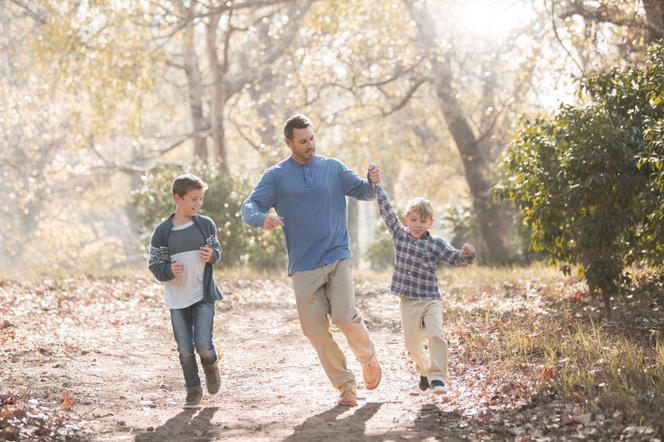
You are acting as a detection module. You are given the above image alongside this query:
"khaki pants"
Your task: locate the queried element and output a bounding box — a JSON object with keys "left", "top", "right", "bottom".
{"left": 291, "top": 259, "right": 376, "bottom": 392}
{"left": 399, "top": 297, "right": 448, "bottom": 383}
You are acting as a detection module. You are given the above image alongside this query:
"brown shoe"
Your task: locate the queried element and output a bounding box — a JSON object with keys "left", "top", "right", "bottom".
{"left": 203, "top": 360, "right": 220, "bottom": 395}
{"left": 362, "top": 357, "right": 382, "bottom": 390}
{"left": 338, "top": 389, "right": 357, "bottom": 406}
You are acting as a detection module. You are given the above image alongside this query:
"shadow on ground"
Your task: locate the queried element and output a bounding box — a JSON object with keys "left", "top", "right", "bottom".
{"left": 134, "top": 407, "right": 219, "bottom": 442}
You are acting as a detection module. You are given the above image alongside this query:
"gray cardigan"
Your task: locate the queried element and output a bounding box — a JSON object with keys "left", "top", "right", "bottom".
{"left": 148, "top": 214, "right": 223, "bottom": 303}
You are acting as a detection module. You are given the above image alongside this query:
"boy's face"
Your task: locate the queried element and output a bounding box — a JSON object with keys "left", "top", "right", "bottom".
{"left": 404, "top": 211, "right": 434, "bottom": 239}
{"left": 174, "top": 188, "right": 205, "bottom": 218}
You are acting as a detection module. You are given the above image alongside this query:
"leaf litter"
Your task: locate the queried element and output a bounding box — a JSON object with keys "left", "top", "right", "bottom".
{"left": 0, "top": 272, "right": 661, "bottom": 441}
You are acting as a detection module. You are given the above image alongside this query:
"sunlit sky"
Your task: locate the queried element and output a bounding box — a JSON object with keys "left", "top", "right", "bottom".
{"left": 456, "top": 0, "right": 536, "bottom": 39}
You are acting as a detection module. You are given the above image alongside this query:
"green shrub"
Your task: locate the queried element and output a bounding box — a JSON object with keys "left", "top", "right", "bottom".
{"left": 441, "top": 202, "right": 478, "bottom": 249}
{"left": 497, "top": 44, "right": 664, "bottom": 312}
{"left": 365, "top": 221, "right": 394, "bottom": 270}
{"left": 129, "top": 162, "right": 287, "bottom": 270}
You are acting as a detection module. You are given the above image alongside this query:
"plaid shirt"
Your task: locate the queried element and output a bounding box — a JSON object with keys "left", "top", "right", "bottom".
{"left": 376, "top": 186, "right": 475, "bottom": 300}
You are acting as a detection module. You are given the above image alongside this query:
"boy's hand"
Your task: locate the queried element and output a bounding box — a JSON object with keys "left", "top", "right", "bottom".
{"left": 368, "top": 164, "right": 382, "bottom": 184}
{"left": 263, "top": 214, "right": 284, "bottom": 231}
{"left": 461, "top": 243, "right": 476, "bottom": 259}
{"left": 200, "top": 245, "right": 213, "bottom": 263}
{"left": 171, "top": 262, "right": 184, "bottom": 277}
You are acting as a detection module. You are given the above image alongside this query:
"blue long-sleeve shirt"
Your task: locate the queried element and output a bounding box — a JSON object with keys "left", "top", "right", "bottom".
{"left": 241, "top": 155, "right": 376, "bottom": 274}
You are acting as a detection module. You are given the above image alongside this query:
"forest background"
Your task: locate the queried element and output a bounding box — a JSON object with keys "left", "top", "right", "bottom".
{"left": 1, "top": 0, "right": 663, "bottom": 440}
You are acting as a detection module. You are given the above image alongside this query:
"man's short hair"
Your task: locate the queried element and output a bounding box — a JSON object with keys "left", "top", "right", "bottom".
{"left": 284, "top": 114, "right": 313, "bottom": 140}
{"left": 172, "top": 174, "right": 208, "bottom": 198}
{"left": 405, "top": 197, "right": 434, "bottom": 219}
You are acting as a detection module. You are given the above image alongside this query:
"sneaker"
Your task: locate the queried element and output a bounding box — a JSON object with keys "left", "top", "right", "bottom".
{"left": 203, "top": 360, "right": 221, "bottom": 394}
{"left": 362, "top": 357, "right": 382, "bottom": 390}
{"left": 338, "top": 389, "right": 357, "bottom": 406}
{"left": 430, "top": 380, "right": 446, "bottom": 395}
{"left": 183, "top": 385, "right": 202, "bottom": 408}
{"left": 419, "top": 375, "right": 430, "bottom": 391}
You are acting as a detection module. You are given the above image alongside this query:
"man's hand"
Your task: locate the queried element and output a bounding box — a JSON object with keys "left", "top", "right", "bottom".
{"left": 461, "top": 243, "right": 476, "bottom": 259}
{"left": 368, "top": 164, "right": 382, "bottom": 184}
{"left": 171, "top": 261, "right": 184, "bottom": 277}
{"left": 200, "top": 245, "right": 213, "bottom": 263}
{"left": 263, "top": 214, "right": 284, "bottom": 231}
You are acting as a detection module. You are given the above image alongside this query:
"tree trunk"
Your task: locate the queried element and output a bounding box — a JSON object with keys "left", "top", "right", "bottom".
{"left": 406, "top": 1, "right": 512, "bottom": 264}
{"left": 183, "top": 4, "right": 207, "bottom": 161}
{"left": 206, "top": 11, "right": 228, "bottom": 170}
{"left": 643, "top": 0, "right": 664, "bottom": 43}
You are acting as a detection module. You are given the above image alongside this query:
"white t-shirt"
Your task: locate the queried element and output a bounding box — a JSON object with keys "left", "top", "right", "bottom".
{"left": 164, "top": 221, "right": 205, "bottom": 309}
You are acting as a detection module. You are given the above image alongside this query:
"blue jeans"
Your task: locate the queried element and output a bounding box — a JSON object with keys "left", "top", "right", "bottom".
{"left": 170, "top": 300, "right": 217, "bottom": 388}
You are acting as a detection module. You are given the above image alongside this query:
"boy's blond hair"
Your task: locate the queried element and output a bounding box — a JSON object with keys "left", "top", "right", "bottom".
{"left": 172, "top": 174, "right": 208, "bottom": 198}
{"left": 405, "top": 197, "right": 434, "bottom": 219}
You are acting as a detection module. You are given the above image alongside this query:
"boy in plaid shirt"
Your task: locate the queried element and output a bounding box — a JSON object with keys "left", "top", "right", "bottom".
{"left": 373, "top": 173, "right": 476, "bottom": 394}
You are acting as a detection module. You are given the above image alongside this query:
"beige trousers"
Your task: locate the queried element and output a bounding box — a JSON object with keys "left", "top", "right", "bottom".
{"left": 291, "top": 259, "right": 376, "bottom": 392}
{"left": 399, "top": 297, "right": 448, "bottom": 383}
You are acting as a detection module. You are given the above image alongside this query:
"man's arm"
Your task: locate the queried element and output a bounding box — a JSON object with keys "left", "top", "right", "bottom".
{"left": 241, "top": 170, "right": 277, "bottom": 228}
{"left": 147, "top": 229, "right": 175, "bottom": 282}
{"left": 337, "top": 159, "right": 376, "bottom": 200}
{"left": 376, "top": 185, "right": 403, "bottom": 238}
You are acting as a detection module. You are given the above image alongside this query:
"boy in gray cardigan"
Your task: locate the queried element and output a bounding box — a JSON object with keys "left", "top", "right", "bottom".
{"left": 148, "top": 174, "right": 223, "bottom": 407}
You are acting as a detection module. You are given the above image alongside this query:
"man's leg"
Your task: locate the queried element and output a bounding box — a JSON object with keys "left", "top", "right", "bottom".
{"left": 327, "top": 259, "right": 380, "bottom": 389}
{"left": 292, "top": 265, "right": 356, "bottom": 392}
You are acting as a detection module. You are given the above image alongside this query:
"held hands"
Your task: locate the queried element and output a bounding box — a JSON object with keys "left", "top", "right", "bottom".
{"left": 461, "top": 243, "right": 476, "bottom": 260}
{"left": 200, "top": 245, "right": 213, "bottom": 263}
{"left": 171, "top": 261, "right": 184, "bottom": 278}
{"left": 368, "top": 164, "right": 382, "bottom": 184}
{"left": 263, "top": 214, "right": 284, "bottom": 231}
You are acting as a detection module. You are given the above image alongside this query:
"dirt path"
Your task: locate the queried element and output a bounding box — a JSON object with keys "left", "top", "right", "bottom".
{"left": 2, "top": 273, "right": 581, "bottom": 441}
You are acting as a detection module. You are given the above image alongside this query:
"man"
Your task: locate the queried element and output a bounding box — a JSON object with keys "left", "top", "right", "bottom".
{"left": 241, "top": 114, "right": 381, "bottom": 406}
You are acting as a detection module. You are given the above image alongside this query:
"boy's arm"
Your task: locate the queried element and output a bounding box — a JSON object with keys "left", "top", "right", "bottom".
{"left": 207, "top": 219, "right": 222, "bottom": 265}
{"left": 147, "top": 229, "right": 175, "bottom": 282}
{"left": 241, "top": 170, "right": 277, "bottom": 228}
{"left": 435, "top": 238, "right": 476, "bottom": 267}
{"left": 337, "top": 160, "right": 376, "bottom": 201}
{"left": 376, "top": 185, "right": 403, "bottom": 238}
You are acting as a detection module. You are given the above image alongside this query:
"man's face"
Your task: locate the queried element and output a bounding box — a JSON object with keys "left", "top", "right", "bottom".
{"left": 403, "top": 211, "right": 434, "bottom": 239}
{"left": 286, "top": 126, "right": 316, "bottom": 164}
{"left": 174, "top": 188, "right": 204, "bottom": 218}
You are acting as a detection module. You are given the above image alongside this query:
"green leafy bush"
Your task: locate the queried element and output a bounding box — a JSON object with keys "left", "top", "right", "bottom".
{"left": 365, "top": 221, "right": 395, "bottom": 270}
{"left": 129, "top": 162, "right": 287, "bottom": 270}
{"left": 497, "top": 44, "right": 664, "bottom": 312}
{"left": 441, "top": 203, "right": 478, "bottom": 249}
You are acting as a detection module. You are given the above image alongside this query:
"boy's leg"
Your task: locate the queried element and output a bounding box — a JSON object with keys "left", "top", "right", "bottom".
{"left": 421, "top": 300, "right": 448, "bottom": 384}
{"left": 292, "top": 264, "right": 356, "bottom": 393}
{"left": 326, "top": 260, "right": 380, "bottom": 389}
{"left": 170, "top": 307, "right": 200, "bottom": 388}
{"left": 399, "top": 298, "right": 430, "bottom": 376}
{"left": 192, "top": 300, "right": 217, "bottom": 366}
{"left": 192, "top": 300, "right": 220, "bottom": 394}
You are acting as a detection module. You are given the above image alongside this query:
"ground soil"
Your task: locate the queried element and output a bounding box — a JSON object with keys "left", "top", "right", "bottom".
{"left": 1, "top": 272, "right": 656, "bottom": 441}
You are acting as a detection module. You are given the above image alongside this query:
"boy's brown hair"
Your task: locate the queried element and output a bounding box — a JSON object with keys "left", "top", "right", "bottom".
{"left": 172, "top": 174, "right": 208, "bottom": 198}
{"left": 405, "top": 197, "right": 434, "bottom": 219}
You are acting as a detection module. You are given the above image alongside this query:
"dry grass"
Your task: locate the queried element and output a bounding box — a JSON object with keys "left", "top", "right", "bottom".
{"left": 441, "top": 265, "right": 664, "bottom": 429}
